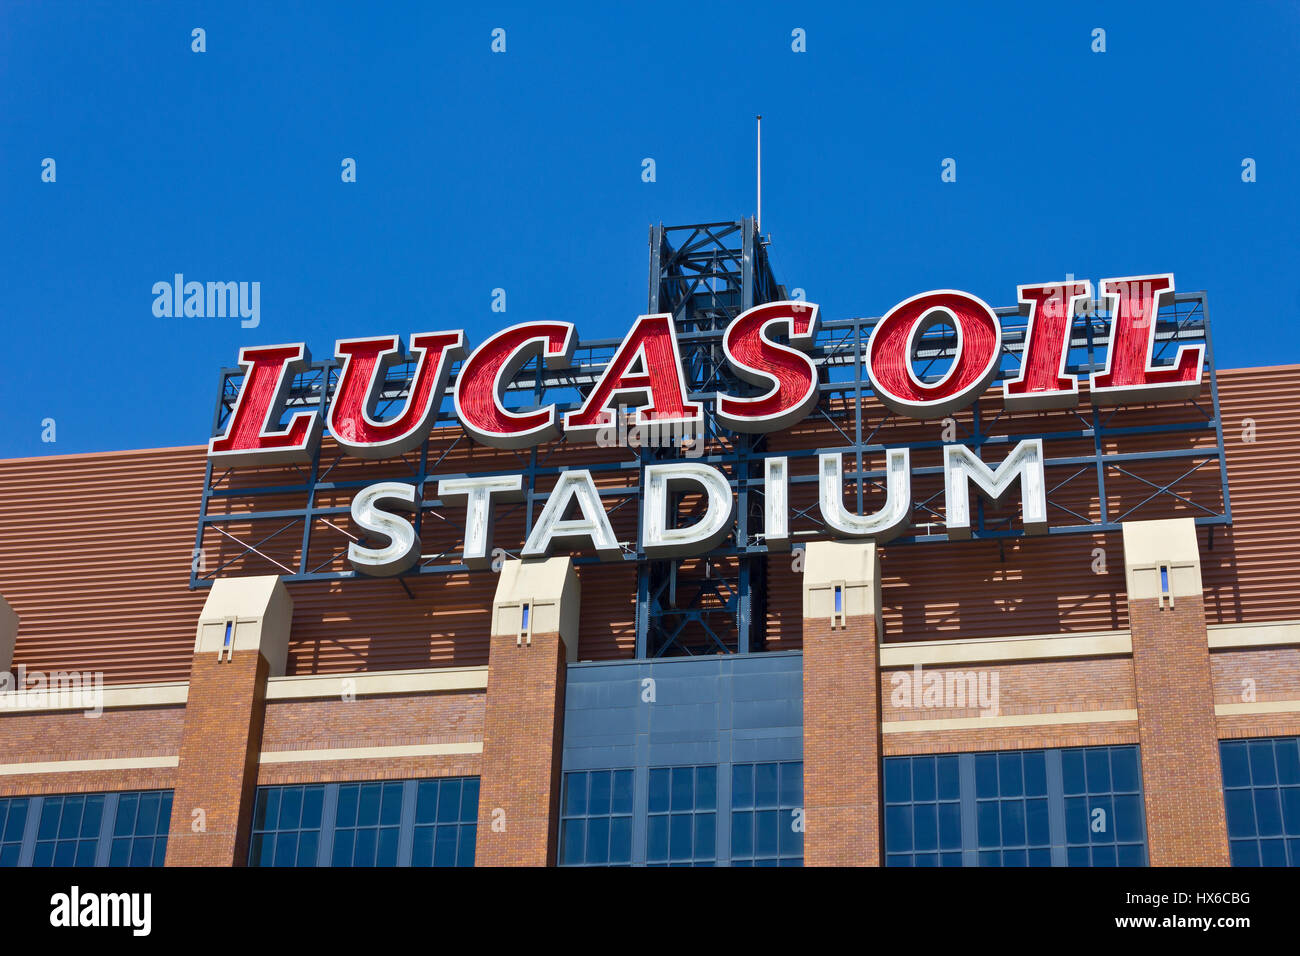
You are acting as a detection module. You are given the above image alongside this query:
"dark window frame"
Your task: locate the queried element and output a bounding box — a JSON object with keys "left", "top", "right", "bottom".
{"left": 0, "top": 790, "right": 173, "bottom": 867}
{"left": 248, "top": 776, "right": 478, "bottom": 867}
{"left": 885, "top": 745, "right": 1149, "bottom": 867}
{"left": 1221, "top": 735, "right": 1300, "bottom": 867}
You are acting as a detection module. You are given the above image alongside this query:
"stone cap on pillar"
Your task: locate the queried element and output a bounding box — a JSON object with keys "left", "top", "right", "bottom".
{"left": 0, "top": 595, "right": 17, "bottom": 675}
{"left": 195, "top": 576, "right": 294, "bottom": 676}
{"left": 492, "top": 557, "right": 580, "bottom": 661}
{"left": 802, "top": 541, "right": 881, "bottom": 632}
{"left": 1121, "top": 517, "right": 1203, "bottom": 603}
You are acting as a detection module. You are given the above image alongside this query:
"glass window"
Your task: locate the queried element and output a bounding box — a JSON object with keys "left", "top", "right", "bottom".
{"left": 331, "top": 781, "right": 404, "bottom": 867}
{"left": 1061, "top": 745, "right": 1146, "bottom": 866}
{"left": 110, "top": 791, "right": 174, "bottom": 867}
{"left": 646, "top": 765, "right": 716, "bottom": 866}
{"left": 33, "top": 794, "right": 106, "bottom": 867}
{"left": 248, "top": 776, "right": 478, "bottom": 867}
{"left": 411, "top": 777, "right": 478, "bottom": 867}
{"left": 884, "top": 754, "right": 964, "bottom": 867}
{"left": 1221, "top": 736, "right": 1300, "bottom": 867}
{"left": 249, "top": 784, "right": 325, "bottom": 867}
{"left": 731, "top": 761, "right": 803, "bottom": 866}
{"left": 560, "top": 762, "right": 805, "bottom": 866}
{"left": 0, "top": 798, "right": 30, "bottom": 867}
{"left": 0, "top": 790, "right": 172, "bottom": 867}
{"left": 559, "top": 769, "right": 635, "bottom": 866}
{"left": 885, "top": 745, "right": 1148, "bottom": 867}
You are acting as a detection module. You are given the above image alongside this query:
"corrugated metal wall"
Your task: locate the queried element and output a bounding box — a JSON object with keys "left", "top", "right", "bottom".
{"left": 0, "top": 366, "right": 1295, "bottom": 680}
{"left": 0, "top": 446, "right": 208, "bottom": 682}
{"left": 1202, "top": 365, "right": 1300, "bottom": 624}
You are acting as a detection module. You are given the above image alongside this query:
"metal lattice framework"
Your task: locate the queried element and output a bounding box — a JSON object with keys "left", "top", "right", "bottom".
{"left": 193, "top": 219, "right": 1231, "bottom": 660}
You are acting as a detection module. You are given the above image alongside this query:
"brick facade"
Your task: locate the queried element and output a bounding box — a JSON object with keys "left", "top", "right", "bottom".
{"left": 259, "top": 692, "right": 484, "bottom": 752}
{"left": 164, "top": 650, "right": 269, "bottom": 867}
{"left": 1129, "top": 594, "right": 1231, "bottom": 866}
{"left": 474, "top": 630, "right": 567, "bottom": 867}
{"left": 803, "top": 616, "right": 883, "bottom": 866}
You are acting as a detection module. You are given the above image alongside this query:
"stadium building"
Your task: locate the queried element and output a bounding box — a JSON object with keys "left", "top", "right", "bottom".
{"left": 0, "top": 220, "right": 1297, "bottom": 867}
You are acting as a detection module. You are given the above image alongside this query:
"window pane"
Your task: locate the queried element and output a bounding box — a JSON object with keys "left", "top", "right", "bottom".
{"left": 1062, "top": 750, "right": 1086, "bottom": 795}
{"left": 754, "top": 764, "right": 779, "bottom": 809}
{"left": 249, "top": 777, "right": 477, "bottom": 868}
{"left": 975, "top": 754, "right": 998, "bottom": 799}
{"left": 586, "top": 817, "right": 610, "bottom": 865}
{"left": 937, "top": 756, "right": 960, "bottom": 801}
{"left": 1249, "top": 742, "right": 1278, "bottom": 787}
{"left": 1225, "top": 789, "right": 1256, "bottom": 837}
{"left": 1277, "top": 740, "right": 1300, "bottom": 786}
{"left": 912, "top": 758, "right": 936, "bottom": 802}
{"left": 939, "top": 802, "right": 962, "bottom": 850}
{"left": 116, "top": 794, "right": 139, "bottom": 836}
{"left": 1254, "top": 788, "right": 1283, "bottom": 837}
{"left": 977, "top": 801, "right": 1000, "bottom": 848}
{"left": 887, "top": 804, "right": 913, "bottom": 852}
{"left": 1111, "top": 747, "right": 1140, "bottom": 793}
{"left": 302, "top": 787, "right": 324, "bottom": 830}
{"left": 562, "top": 774, "right": 586, "bottom": 818}
{"left": 1085, "top": 749, "right": 1111, "bottom": 793}
{"left": 434, "top": 781, "right": 460, "bottom": 824}
{"left": 588, "top": 771, "right": 611, "bottom": 817}
{"left": 1000, "top": 800, "right": 1025, "bottom": 847}
{"left": 732, "top": 765, "right": 754, "bottom": 809}
{"left": 1026, "top": 799, "right": 1050, "bottom": 847}
{"left": 913, "top": 804, "right": 937, "bottom": 851}
{"left": 611, "top": 771, "right": 633, "bottom": 815}
{"left": 1024, "top": 751, "right": 1047, "bottom": 797}
{"left": 998, "top": 754, "right": 1023, "bottom": 798}
{"left": 648, "top": 769, "right": 670, "bottom": 814}
{"left": 731, "top": 811, "right": 753, "bottom": 858}
{"left": 432, "top": 825, "right": 457, "bottom": 867}
{"left": 780, "top": 763, "right": 802, "bottom": 807}
{"left": 696, "top": 767, "right": 716, "bottom": 812}
{"left": 1221, "top": 741, "right": 1250, "bottom": 788}
{"left": 609, "top": 816, "right": 632, "bottom": 864}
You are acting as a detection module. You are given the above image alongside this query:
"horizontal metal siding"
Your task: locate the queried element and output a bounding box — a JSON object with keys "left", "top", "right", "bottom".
{"left": 0, "top": 446, "right": 209, "bottom": 683}
{"left": 1, "top": 365, "right": 1296, "bottom": 680}
{"left": 1203, "top": 365, "right": 1300, "bottom": 624}
{"left": 765, "top": 366, "right": 1300, "bottom": 647}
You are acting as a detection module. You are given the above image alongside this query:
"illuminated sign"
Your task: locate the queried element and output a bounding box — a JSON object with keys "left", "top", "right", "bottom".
{"left": 205, "top": 273, "right": 1207, "bottom": 578}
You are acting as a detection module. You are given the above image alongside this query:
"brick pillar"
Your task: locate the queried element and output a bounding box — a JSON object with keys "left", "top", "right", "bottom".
{"left": 476, "top": 557, "right": 578, "bottom": 867}
{"left": 1122, "top": 518, "right": 1230, "bottom": 866}
{"left": 165, "top": 577, "right": 292, "bottom": 867}
{"left": 802, "top": 541, "right": 883, "bottom": 867}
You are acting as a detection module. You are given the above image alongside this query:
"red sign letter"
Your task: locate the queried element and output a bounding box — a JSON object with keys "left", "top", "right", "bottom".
{"left": 328, "top": 331, "right": 465, "bottom": 459}
{"left": 454, "top": 322, "right": 576, "bottom": 448}
{"left": 717, "top": 300, "right": 821, "bottom": 432}
{"left": 564, "top": 314, "right": 702, "bottom": 439}
{"left": 866, "top": 290, "right": 1002, "bottom": 420}
{"left": 208, "top": 344, "right": 322, "bottom": 466}
{"left": 1090, "top": 273, "right": 1203, "bottom": 404}
{"left": 1002, "top": 281, "right": 1091, "bottom": 410}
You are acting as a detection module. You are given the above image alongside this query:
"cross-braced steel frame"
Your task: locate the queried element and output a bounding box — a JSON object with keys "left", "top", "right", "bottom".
{"left": 193, "top": 220, "right": 1232, "bottom": 661}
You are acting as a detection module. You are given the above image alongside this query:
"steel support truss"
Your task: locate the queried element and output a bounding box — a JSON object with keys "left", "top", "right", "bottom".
{"left": 193, "top": 221, "right": 1231, "bottom": 661}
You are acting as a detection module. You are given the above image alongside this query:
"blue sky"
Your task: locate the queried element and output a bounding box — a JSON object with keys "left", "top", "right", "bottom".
{"left": 3, "top": 0, "right": 1297, "bottom": 457}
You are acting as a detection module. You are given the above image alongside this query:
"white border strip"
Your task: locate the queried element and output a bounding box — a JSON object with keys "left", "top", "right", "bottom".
{"left": 259, "top": 742, "right": 483, "bottom": 764}
{"left": 1215, "top": 700, "right": 1300, "bottom": 716}
{"left": 880, "top": 631, "right": 1131, "bottom": 668}
{"left": 0, "top": 682, "right": 188, "bottom": 714}
{"left": 265, "top": 666, "right": 488, "bottom": 700}
{"left": 1208, "top": 620, "right": 1300, "bottom": 650}
{"left": 0, "top": 755, "right": 178, "bottom": 776}
{"left": 883, "top": 709, "right": 1138, "bottom": 734}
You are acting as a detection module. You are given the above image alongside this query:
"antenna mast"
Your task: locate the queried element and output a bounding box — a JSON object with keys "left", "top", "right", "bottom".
{"left": 756, "top": 114, "right": 762, "bottom": 234}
